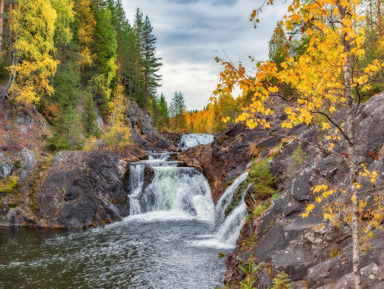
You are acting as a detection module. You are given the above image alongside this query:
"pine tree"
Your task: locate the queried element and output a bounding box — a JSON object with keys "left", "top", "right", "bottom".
{"left": 132, "top": 9, "right": 162, "bottom": 108}
{"left": 170, "top": 91, "right": 186, "bottom": 130}
{"left": 133, "top": 8, "right": 145, "bottom": 105}
{"left": 91, "top": 3, "right": 118, "bottom": 115}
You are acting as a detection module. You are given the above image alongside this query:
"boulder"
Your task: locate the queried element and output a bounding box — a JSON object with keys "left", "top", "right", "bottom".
{"left": 0, "top": 153, "right": 13, "bottom": 179}
{"left": 37, "top": 151, "right": 130, "bottom": 228}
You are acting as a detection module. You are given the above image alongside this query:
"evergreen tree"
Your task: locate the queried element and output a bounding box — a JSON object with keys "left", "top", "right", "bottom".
{"left": 91, "top": 3, "right": 118, "bottom": 115}
{"left": 268, "top": 22, "right": 289, "bottom": 70}
{"left": 49, "top": 62, "right": 83, "bottom": 150}
{"left": 132, "top": 9, "right": 162, "bottom": 108}
{"left": 170, "top": 91, "right": 186, "bottom": 130}
{"left": 157, "top": 93, "right": 169, "bottom": 129}
{"left": 133, "top": 8, "right": 145, "bottom": 105}
{"left": 142, "top": 16, "right": 162, "bottom": 105}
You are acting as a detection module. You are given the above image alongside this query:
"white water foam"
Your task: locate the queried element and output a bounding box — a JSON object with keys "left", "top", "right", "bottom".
{"left": 190, "top": 173, "right": 250, "bottom": 249}
{"left": 179, "top": 134, "right": 214, "bottom": 150}
{"left": 128, "top": 154, "right": 215, "bottom": 223}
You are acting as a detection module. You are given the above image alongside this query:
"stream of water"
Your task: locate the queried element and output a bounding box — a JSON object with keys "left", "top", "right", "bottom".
{"left": 0, "top": 134, "right": 250, "bottom": 289}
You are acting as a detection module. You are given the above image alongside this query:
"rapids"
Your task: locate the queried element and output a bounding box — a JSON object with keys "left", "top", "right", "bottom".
{"left": 0, "top": 134, "right": 250, "bottom": 288}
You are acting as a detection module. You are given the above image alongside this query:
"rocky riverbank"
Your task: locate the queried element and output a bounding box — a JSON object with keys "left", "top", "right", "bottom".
{"left": 3, "top": 90, "right": 384, "bottom": 288}
{"left": 218, "top": 93, "right": 384, "bottom": 288}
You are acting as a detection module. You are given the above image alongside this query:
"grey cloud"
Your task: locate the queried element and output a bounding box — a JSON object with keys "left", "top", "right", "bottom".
{"left": 122, "top": 0, "right": 289, "bottom": 110}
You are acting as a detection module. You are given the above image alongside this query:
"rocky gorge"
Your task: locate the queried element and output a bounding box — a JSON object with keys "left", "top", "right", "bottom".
{"left": 1, "top": 93, "right": 384, "bottom": 288}
{"left": 179, "top": 93, "right": 384, "bottom": 288}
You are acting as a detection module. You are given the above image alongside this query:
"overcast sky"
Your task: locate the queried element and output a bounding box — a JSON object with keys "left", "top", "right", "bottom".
{"left": 121, "top": 0, "right": 289, "bottom": 111}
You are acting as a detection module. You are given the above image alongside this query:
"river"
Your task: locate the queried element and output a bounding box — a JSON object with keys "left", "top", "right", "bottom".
{"left": 0, "top": 134, "right": 249, "bottom": 289}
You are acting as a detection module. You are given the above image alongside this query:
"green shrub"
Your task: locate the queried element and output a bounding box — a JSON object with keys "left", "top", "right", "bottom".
{"left": 0, "top": 176, "right": 19, "bottom": 195}
{"left": 271, "top": 193, "right": 281, "bottom": 200}
{"left": 288, "top": 145, "right": 309, "bottom": 176}
{"left": 248, "top": 159, "right": 278, "bottom": 200}
{"left": 218, "top": 252, "right": 226, "bottom": 259}
{"left": 271, "top": 271, "right": 291, "bottom": 289}
{"left": 253, "top": 204, "right": 268, "bottom": 218}
{"left": 239, "top": 256, "right": 263, "bottom": 289}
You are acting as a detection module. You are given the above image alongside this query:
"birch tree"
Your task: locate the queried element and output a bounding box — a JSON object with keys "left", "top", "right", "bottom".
{"left": 215, "top": 1, "right": 384, "bottom": 288}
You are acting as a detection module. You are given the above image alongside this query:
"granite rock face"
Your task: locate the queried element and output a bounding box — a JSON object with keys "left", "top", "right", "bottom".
{"left": 37, "top": 151, "right": 130, "bottom": 228}
{"left": 223, "top": 92, "right": 384, "bottom": 288}
{"left": 126, "top": 101, "right": 175, "bottom": 151}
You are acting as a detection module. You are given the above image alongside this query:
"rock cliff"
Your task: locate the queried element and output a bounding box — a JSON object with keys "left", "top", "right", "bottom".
{"left": 0, "top": 98, "right": 159, "bottom": 227}
{"left": 222, "top": 92, "right": 384, "bottom": 288}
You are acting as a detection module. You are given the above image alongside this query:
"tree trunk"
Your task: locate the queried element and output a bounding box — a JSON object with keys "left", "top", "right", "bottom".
{"left": 0, "top": 0, "right": 4, "bottom": 60}
{"left": 379, "top": 0, "right": 382, "bottom": 37}
{"left": 337, "top": 1, "right": 362, "bottom": 288}
{"left": 8, "top": 3, "right": 13, "bottom": 65}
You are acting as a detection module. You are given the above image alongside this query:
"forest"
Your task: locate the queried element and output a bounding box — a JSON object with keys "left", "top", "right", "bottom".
{"left": 1, "top": 0, "right": 384, "bottom": 148}
{"left": 0, "top": 0, "right": 166, "bottom": 150}
{"left": 2, "top": 0, "right": 384, "bottom": 288}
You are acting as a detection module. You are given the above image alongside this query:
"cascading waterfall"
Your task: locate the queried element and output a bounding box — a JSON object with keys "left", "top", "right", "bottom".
{"left": 179, "top": 133, "right": 215, "bottom": 150}
{"left": 215, "top": 172, "right": 249, "bottom": 227}
{"left": 0, "top": 137, "right": 251, "bottom": 289}
{"left": 128, "top": 145, "right": 250, "bottom": 249}
{"left": 192, "top": 172, "right": 250, "bottom": 249}
{"left": 128, "top": 152, "right": 215, "bottom": 223}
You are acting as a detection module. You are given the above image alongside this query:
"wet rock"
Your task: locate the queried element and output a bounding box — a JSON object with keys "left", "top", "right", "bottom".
{"left": 271, "top": 246, "right": 313, "bottom": 281}
{"left": 283, "top": 201, "right": 302, "bottom": 216}
{"left": 254, "top": 224, "right": 286, "bottom": 262}
{"left": 143, "top": 165, "right": 155, "bottom": 191}
{"left": 259, "top": 268, "right": 273, "bottom": 288}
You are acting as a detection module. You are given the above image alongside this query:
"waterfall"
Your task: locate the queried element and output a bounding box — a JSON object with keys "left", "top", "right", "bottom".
{"left": 179, "top": 134, "right": 214, "bottom": 150}
{"left": 128, "top": 151, "right": 250, "bottom": 249}
{"left": 128, "top": 163, "right": 145, "bottom": 215}
{"left": 148, "top": 152, "right": 171, "bottom": 161}
{"left": 191, "top": 172, "right": 250, "bottom": 249}
{"left": 127, "top": 153, "right": 215, "bottom": 222}
{"left": 215, "top": 172, "right": 248, "bottom": 227}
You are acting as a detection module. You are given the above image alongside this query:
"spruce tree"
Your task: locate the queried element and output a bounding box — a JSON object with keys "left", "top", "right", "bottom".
{"left": 170, "top": 91, "right": 186, "bottom": 130}
{"left": 142, "top": 16, "right": 162, "bottom": 104}
{"left": 49, "top": 62, "right": 83, "bottom": 150}
{"left": 91, "top": 3, "right": 118, "bottom": 115}
{"left": 158, "top": 93, "right": 169, "bottom": 129}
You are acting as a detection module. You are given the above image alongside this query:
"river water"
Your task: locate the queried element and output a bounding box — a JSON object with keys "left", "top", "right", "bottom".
{"left": 0, "top": 134, "right": 250, "bottom": 289}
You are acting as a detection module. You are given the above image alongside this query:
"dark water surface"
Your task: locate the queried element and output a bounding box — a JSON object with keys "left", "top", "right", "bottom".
{"left": 0, "top": 214, "right": 228, "bottom": 289}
